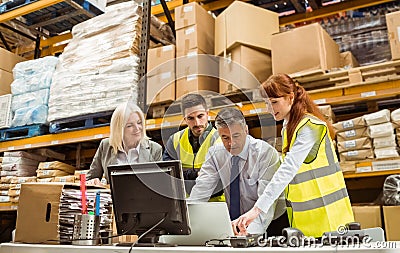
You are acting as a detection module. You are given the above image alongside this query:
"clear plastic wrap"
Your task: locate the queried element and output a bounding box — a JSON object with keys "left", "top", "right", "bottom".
{"left": 383, "top": 175, "right": 400, "bottom": 205}
{"left": 11, "top": 71, "right": 54, "bottom": 95}
{"left": 12, "top": 56, "right": 58, "bottom": 80}
{"left": 47, "top": 2, "right": 142, "bottom": 122}
{"left": 11, "top": 105, "right": 48, "bottom": 127}
{"left": 11, "top": 88, "right": 50, "bottom": 112}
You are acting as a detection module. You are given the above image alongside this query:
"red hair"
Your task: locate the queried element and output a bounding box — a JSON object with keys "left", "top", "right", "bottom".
{"left": 260, "top": 73, "right": 335, "bottom": 154}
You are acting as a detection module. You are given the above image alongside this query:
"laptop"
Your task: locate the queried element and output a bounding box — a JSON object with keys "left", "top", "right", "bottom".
{"left": 159, "top": 202, "right": 234, "bottom": 246}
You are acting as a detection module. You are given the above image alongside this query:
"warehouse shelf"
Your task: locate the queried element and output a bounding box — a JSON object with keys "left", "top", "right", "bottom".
{"left": 0, "top": 102, "right": 268, "bottom": 152}
{"left": 309, "top": 79, "right": 400, "bottom": 106}
{"left": 344, "top": 169, "right": 400, "bottom": 179}
{"left": 0, "top": 125, "right": 110, "bottom": 152}
{"left": 0, "top": 85, "right": 396, "bottom": 155}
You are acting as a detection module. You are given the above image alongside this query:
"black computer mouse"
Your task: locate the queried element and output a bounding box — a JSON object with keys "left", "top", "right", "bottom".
{"left": 282, "top": 227, "right": 305, "bottom": 247}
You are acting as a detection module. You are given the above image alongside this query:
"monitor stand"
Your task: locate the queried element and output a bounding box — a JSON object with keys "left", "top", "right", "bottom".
{"left": 116, "top": 231, "right": 177, "bottom": 247}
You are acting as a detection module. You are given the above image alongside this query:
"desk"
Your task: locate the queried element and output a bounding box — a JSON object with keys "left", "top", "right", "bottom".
{"left": 0, "top": 242, "right": 399, "bottom": 253}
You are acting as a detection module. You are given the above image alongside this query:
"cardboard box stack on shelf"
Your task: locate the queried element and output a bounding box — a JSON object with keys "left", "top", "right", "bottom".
{"left": 147, "top": 45, "right": 176, "bottom": 105}
{"left": 175, "top": 2, "right": 218, "bottom": 98}
{"left": 364, "top": 109, "right": 398, "bottom": 160}
{"left": 0, "top": 48, "right": 25, "bottom": 96}
{"left": 216, "top": 2, "right": 278, "bottom": 94}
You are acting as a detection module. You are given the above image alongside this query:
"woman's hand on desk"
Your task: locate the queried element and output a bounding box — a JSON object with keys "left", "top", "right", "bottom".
{"left": 86, "top": 178, "right": 103, "bottom": 186}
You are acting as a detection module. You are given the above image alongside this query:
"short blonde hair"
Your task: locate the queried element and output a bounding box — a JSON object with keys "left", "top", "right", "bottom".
{"left": 109, "top": 102, "right": 148, "bottom": 154}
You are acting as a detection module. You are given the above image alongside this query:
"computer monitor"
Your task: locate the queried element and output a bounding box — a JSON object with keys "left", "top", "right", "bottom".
{"left": 107, "top": 160, "right": 191, "bottom": 244}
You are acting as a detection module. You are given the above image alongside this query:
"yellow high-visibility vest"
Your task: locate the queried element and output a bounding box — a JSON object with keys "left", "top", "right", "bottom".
{"left": 283, "top": 115, "right": 354, "bottom": 238}
{"left": 173, "top": 127, "right": 217, "bottom": 169}
{"left": 173, "top": 127, "right": 225, "bottom": 202}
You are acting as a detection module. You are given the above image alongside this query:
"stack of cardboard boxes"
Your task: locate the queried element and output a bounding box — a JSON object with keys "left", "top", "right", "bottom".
{"left": 175, "top": 2, "right": 217, "bottom": 98}
{"left": 0, "top": 48, "right": 25, "bottom": 96}
{"left": 216, "top": 1, "right": 278, "bottom": 94}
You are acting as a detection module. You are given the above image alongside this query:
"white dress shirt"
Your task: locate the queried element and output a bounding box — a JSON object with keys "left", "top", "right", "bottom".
{"left": 188, "top": 135, "right": 286, "bottom": 234}
{"left": 117, "top": 147, "right": 140, "bottom": 164}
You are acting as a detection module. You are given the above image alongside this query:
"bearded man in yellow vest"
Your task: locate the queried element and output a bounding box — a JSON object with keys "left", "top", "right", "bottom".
{"left": 163, "top": 93, "right": 224, "bottom": 201}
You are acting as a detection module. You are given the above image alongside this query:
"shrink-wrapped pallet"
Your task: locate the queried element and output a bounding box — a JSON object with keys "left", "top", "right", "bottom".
{"left": 48, "top": 2, "right": 142, "bottom": 121}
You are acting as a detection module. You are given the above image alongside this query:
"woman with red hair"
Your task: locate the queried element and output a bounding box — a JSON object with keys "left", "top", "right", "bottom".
{"left": 233, "top": 73, "right": 354, "bottom": 238}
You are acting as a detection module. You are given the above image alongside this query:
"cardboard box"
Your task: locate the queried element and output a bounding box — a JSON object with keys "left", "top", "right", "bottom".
{"left": 15, "top": 183, "right": 64, "bottom": 243}
{"left": 176, "top": 22, "right": 214, "bottom": 56}
{"left": 383, "top": 206, "right": 400, "bottom": 240}
{"left": 15, "top": 183, "right": 109, "bottom": 244}
{"left": 147, "top": 45, "right": 176, "bottom": 104}
{"left": 147, "top": 74, "right": 175, "bottom": 104}
{"left": 176, "top": 49, "right": 219, "bottom": 80}
{"left": 386, "top": 11, "right": 400, "bottom": 60}
{"left": 219, "top": 45, "right": 272, "bottom": 94}
{"left": 348, "top": 69, "right": 363, "bottom": 84}
{"left": 147, "top": 45, "right": 175, "bottom": 74}
{"left": 271, "top": 23, "right": 340, "bottom": 75}
{"left": 215, "top": 1, "right": 278, "bottom": 56}
{"left": 0, "top": 47, "right": 25, "bottom": 72}
{"left": 340, "top": 51, "right": 359, "bottom": 68}
{"left": 352, "top": 206, "right": 382, "bottom": 229}
{"left": 176, "top": 76, "right": 218, "bottom": 99}
{"left": 174, "top": 2, "right": 214, "bottom": 30}
{"left": 0, "top": 69, "right": 13, "bottom": 95}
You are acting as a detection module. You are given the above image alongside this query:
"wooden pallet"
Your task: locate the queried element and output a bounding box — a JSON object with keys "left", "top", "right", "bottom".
{"left": 0, "top": 124, "right": 48, "bottom": 141}
{"left": 291, "top": 59, "right": 400, "bottom": 91}
{"left": 211, "top": 88, "right": 263, "bottom": 108}
{"left": 49, "top": 110, "right": 113, "bottom": 133}
{"left": 147, "top": 88, "right": 263, "bottom": 119}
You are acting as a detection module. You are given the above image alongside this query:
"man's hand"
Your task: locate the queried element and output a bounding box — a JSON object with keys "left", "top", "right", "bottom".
{"left": 86, "top": 178, "right": 103, "bottom": 186}
{"left": 233, "top": 206, "right": 262, "bottom": 235}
